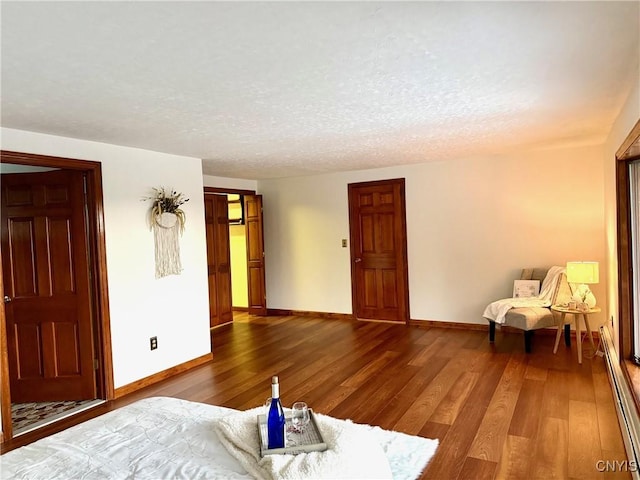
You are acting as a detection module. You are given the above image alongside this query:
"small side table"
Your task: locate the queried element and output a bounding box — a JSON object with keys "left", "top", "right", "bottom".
{"left": 550, "top": 305, "right": 601, "bottom": 364}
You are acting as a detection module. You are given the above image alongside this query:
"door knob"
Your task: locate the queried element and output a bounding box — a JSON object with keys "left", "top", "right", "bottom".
{"left": 354, "top": 258, "right": 362, "bottom": 263}
{"left": 4, "top": 295, "right": 11, "bottom": 303}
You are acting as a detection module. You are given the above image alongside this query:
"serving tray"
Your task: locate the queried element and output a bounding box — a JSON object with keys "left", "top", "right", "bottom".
{"left": 258, "top": 409, "right": 327, "bottom": 456}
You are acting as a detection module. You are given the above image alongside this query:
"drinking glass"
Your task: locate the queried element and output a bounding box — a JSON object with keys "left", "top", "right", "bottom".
{"left": 290, "top": 401, "right": 310, "bottom": 433}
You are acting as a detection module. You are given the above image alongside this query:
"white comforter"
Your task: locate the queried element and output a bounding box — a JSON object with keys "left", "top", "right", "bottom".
{"left": 0, "top": 397, "right": 438, "bottom": 480}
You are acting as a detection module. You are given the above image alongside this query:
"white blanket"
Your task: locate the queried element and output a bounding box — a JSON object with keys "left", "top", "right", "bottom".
{"left": 214, "top": 407, "right": 393, "bottom": 480}
{"left": 1, "top": 397, "right": 438, "bottom": 480}
{"left": 483, "top": 266, "right": 565, "bottom": 324}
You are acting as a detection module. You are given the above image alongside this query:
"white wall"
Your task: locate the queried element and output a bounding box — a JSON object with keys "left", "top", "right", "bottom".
{"left": 259, "top": 144, "right": 607, "bottom": 326}
{"left": 1, "top": 128, "right": 212, "bottom": 389}
{"left": 203, "top": 174, "right": 257, "bottom": 191}
{"left": 604, "top": 74, "right": 640, "bottom": 351}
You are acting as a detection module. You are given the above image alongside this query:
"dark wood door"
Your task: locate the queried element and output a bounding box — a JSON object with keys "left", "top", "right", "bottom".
{"left": 1, "top": 170, "right": 96, "bottom": 401}
{"left": 245, "top": 195, "right": 267, "bottom": 315}
{"left": 348, "top": 179, "right": 410, "bottom": 323}
{"left": 204, "top": 194, "right": 233, "bottom": 327}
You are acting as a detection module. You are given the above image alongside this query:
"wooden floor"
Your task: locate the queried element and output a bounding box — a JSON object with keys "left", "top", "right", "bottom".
{"left": 1, "top": 313, "right": 631, "bottom": 479}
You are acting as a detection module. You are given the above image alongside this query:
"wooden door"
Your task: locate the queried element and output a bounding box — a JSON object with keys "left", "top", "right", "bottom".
{"left": 348, "top": 179, "right": 410, "bottom": 323}
{"left": 245, "top": 195, "right": 267, "bottom": 315}
{"left": 204, "top": 194, "right": 233, "bottom": 327}
{"left": 1, "top": 170, "right": 96, "bottom": 401}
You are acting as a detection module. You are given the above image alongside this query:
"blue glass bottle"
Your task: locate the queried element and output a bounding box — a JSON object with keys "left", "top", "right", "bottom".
{"left": 267, "top": 375, "right": 286, "bottom": 449}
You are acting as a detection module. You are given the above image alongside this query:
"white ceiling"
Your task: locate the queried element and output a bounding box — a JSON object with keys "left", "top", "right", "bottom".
{"left": 1, "top": 2, "right": 639, "bottom": 179}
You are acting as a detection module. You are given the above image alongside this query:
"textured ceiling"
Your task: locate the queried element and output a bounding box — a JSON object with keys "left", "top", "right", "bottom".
{"left": 1, "top": 2, "right": 639, "bottom": 179}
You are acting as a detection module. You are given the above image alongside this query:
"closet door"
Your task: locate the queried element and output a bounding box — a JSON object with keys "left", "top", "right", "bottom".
{"left": 204, "top": 194, "right": 233, "bottom": 327}
{"left": 245, "top": 195, "right": 267, "bottom": 315}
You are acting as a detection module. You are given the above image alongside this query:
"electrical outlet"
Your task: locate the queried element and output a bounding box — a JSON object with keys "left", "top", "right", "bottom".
{"left": 150, "top": 336, "right": 158, "bottom": 350}
{"left": 342, "top": 239, "right": 347, "bottom": 248}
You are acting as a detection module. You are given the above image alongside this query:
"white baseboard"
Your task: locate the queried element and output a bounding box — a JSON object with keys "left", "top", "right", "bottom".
{"left": 601, "top": 325, "right": 640, "bottom": 478}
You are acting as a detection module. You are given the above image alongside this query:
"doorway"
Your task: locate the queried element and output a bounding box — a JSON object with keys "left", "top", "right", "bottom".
{"left": 347, "top": 178, "right": 410, "bottom": 323}
{"left": 0, "top": 150, "right": 112, "bottom": 441}
{"left": 204, "top": 188, "right": 267, "bottom": 328}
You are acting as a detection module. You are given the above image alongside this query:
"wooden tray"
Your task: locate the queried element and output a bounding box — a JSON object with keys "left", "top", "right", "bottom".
{"left": 258, "top": 409, "right": 327, "bottom": 456}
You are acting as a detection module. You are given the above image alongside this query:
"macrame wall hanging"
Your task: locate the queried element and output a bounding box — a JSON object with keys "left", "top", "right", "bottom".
{"left": 145, "top": 187, "right": 189, "bottom": 279}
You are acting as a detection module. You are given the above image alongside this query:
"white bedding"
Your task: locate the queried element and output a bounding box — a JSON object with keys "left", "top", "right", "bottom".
{"left": 0, "top": 396, "right": 437, "bottom": 480}
{"left": 214, "top": 407, "right": 394, "bottom": 480}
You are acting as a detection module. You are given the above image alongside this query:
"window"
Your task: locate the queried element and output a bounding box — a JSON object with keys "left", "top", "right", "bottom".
{"left": 617, "top": 121, "right": 640, "bottom": 385}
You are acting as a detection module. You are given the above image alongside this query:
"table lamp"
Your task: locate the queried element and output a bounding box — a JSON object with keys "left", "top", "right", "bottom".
{"left": 566, "top": 261, "right": 599, "bottom": 308}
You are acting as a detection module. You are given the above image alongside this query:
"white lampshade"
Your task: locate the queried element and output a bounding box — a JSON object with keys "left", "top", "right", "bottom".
{"left": 566, "top": 261, "right": 600, "bottom": 284}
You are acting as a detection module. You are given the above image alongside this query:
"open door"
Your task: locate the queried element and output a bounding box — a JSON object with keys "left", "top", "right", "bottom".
{"left": 245, "top": 195, "right": 267, "bottom": 315}
{"left": 204, "top": 194, "right": 233, "bottom": 327}
{"left": 348, "top": 178, "right": 410, "bottom": 323}
{"left": 1, "top": 170, "right": 97, "bottom": 401}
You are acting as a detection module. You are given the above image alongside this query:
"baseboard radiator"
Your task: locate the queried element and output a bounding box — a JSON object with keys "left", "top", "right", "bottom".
{"left": 601, "top": 325, "right": 640, "bottom": 478}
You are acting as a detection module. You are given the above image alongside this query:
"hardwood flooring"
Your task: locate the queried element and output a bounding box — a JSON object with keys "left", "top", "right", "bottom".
{"left": 1, "top": 313, "right": 631, "bottom": 479}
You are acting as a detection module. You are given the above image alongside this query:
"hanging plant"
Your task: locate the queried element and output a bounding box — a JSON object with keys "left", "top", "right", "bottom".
{"left": 145, "top": 187, "right": 189, "bottom": 232}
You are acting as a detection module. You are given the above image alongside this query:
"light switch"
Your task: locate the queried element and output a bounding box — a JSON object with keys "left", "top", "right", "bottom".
{"left": 342, "top": 239, "right": 347, "bottom": 248}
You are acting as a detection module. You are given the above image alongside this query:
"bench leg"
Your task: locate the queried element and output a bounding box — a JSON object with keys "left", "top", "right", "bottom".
{"left": 524, "top": 330, "right": 533, "bottom": 353}
{"left": 564, "top": 324, "right": 571, "bottom": 347}
{"left": 489, "top": 321, "right": 496, "bottom": 342}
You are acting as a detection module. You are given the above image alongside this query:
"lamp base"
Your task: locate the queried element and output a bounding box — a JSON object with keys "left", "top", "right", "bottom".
{"left": 572, "top": 284, "right": 596, "bottom": 308}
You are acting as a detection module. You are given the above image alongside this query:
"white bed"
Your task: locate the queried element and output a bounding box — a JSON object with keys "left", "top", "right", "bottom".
{"left": 1, "top": 396, "right": 437, "bottom": 479}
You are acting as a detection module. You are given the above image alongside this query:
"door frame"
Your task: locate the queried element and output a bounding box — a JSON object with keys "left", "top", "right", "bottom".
{"left": 348, "top": 178, "right": 411, "bottom": 324}
{"left": 0, "top": 150, "right": 113, "bottom": 442}
{"left": 204, "top": 187, "right": 265, "bottom": 316}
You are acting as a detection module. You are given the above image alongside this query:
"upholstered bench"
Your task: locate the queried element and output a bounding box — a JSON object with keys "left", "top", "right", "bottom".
{"left": 487, "top": 267, "right": 573, "bottom": 353}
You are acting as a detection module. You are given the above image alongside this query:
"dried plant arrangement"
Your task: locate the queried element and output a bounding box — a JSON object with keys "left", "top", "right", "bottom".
{"left": 145, "top": 187, "right": 189, "bottom": 232}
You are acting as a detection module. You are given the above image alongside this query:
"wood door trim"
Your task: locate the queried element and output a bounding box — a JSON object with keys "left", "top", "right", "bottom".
{"left": 617, "top": 119, "right": 640, "bottom": 160}
{"left": 204, "top": 187, "right": 256, "bottom": 196}
{"left": 2, "top": 150, "right": 101, "bottom": 170}
{"left": 0, "top": 150, "right": 114, "bottom": 442}
{"left": 85, "top": 163, "right": 114, "bottom": 401}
